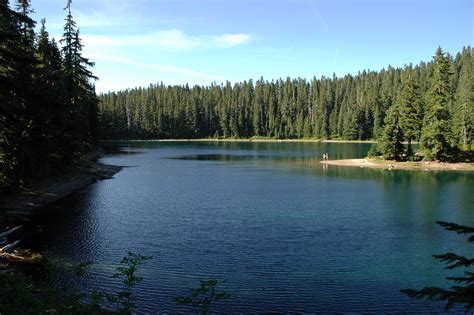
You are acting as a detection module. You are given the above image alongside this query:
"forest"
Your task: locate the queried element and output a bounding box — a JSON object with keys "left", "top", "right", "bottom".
{"left": 99, "top": 47, "right": 472, "bottom": 160}
{"left": 0, "top": 0, "right": 98, "bottom": 188}
{"left": 1, "top": 0, "right": 472, "bottom": 189}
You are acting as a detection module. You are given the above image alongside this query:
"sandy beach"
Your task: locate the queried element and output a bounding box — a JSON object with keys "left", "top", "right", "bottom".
{"left": 322, "top": 158, "right": 474, "bottom": 172}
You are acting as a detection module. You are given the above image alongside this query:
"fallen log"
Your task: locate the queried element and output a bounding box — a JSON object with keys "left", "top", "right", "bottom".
{"left": 0, "top": 225, "right": 23, "bottom": 239}
{"left": 0, "top": 240, "right": 21, "bottom": 253}
{"left": 0, "top": 250, "right": 42, "bottom": 264}
{"left": 0, "top": 226, "right": 42, "bottom": 266}
{"left": 0, "top": 252, "right": 24, "bottom": 261}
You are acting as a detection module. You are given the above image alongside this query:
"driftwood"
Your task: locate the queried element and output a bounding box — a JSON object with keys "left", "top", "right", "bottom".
{"left": 1, "top": 239, "right": 21, "bottom": 253}
{"left": 0, "top": 225, "right": 42, "bottom": 266}
{"left": 0, "top": 248, "right": 42, "bottom": 264}
{"left": 0, "top": 251, "right": 41, "bottom": 263}
{"left": 0, "top": 225, "right": 23, "bottom": 239}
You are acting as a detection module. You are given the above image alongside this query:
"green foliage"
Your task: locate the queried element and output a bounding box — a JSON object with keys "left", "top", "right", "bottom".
{"left": 175, "top": 279, "right": 232, "bottom": 314}
{"left": 398, "top": 69, "right": 423, "bottom": 157}
{"left": 420, "top": 48, "right": 455, "bottom": 161}
{"left": 98, "top": 47, "right": 472, "bottom": 164}
{"left": 367, "top": 47, "right": 473, "bottom": 162}
{"left": 437, "top": 221, "right": 474, "bottom": 242}
{"left": 452, "top": 47, "right": 473, "bottom": 151}
{"left": 367, "top": 141, "right": 381, "bottom": 158}
{"left": 112, "top": 252, "right": 152, "bottom": 312}
{"left": 0, "top": 252, "right": 152, "bottom": 314}
{"left": 379, "top": 105, "right": 404, "bottom": 160}
{"left": 401, "top": 221, "right": 474, "bottom": 312}
{"left": 0, "top": 264, "right": 102, "bottom": 314}
{"left": 0, "top": 0, "right": 99, "bottom": 188}
{"left": 0, "top": 253, "right": 234, "bottom": 314}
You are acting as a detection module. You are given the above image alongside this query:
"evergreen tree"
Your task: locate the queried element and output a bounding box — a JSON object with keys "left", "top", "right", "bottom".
{"left": 379, "top": 104, "right": 404, "bottom": 160}
{"left": 0, "top": 0, "right": 37, "bottom": 185}
{"left": 398, "top": 69, "right": 423, "bottom": 157}
{"left": 96, "top": 45, "right": 470, "bottom": 166}
{"left": 420, "top": 48, "right": 455, "bottom": 161}
{"left": 0, "top": 0, "right": 23, "bottom": 186}
{"left": 402, "top": 221, "right": 474, "bottom": 312}
{"left": 452, "top": 48, "right": 473, "bottom": 151}
{"left": 60, "top": 0, "right": 98, "bottom": 155}
{"left": 33, "top": 19, "right": 65, "bottom": 176}
{"left": 0, "top": 0, "right": 99, "bottom": 188}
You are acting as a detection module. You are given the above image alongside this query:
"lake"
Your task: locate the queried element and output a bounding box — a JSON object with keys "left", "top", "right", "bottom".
{"left": 30, "top": 141, "right": 474, "bottom": 313}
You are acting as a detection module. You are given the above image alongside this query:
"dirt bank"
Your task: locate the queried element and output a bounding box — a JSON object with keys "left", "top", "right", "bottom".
{"left": 0, "top": 162, "right": 122, "bottom": 226}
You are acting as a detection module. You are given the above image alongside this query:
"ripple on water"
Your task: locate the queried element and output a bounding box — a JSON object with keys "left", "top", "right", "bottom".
{"left": 30, "top": 142, "right": 474, "bottom": 313}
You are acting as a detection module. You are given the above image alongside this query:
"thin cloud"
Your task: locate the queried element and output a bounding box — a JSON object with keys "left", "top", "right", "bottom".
{"left": 76, "top": 11, "right": 114, "bottom": 28}
{"left": 89, "top": 54, "right": 226, "bottom": 82}
{"left": 82, "top": 30, "right": 251, "bottom": 50}
{"left": 214, "top": 34, "right": 252, "bottom": 47}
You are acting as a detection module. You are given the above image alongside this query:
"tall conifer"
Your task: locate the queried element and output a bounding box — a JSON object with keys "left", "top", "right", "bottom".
{"left": 399, "top": 68, "right": 423, "bottom": 157}
{"left": 420, "top": 48, "right": 455, "bottom": 161}
{"left": 380, "top": 104, "right": 404, "bottom": 160}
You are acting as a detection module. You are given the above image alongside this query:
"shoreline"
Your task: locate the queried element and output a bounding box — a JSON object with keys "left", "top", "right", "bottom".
{"left": 0, "top": 161, "right": 122, "bottom": 226}
{"left": 322, "top": 158, "right": 474, "bottom": 172}
{"left": 100, "top": 138, "right": 376, "bottom": 144}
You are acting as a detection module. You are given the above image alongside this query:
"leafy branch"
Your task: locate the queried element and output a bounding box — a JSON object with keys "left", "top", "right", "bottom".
{"left": 175, "top": 279, "right": 232, "bottom": 314}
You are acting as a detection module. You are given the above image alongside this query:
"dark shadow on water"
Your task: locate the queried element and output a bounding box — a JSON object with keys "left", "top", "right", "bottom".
{"left": 169, "top": 154, "right": 279, "bottom": 161}
{"left": 100, "top": 144, "right": 144, "bottom": 156}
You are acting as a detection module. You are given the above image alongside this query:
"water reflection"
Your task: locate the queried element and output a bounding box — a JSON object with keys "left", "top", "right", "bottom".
{"left": 29, "top": 141, "right": 474, "bottom": 313}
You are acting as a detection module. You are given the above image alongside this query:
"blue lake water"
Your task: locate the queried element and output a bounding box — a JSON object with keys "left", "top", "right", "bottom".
{"left": 31, "top": 141, "right": 474, "bottom": 312}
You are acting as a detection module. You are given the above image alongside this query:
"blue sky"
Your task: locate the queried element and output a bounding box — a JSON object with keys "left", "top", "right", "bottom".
{"left": 27, "top": 0, "right": 473, "bottom": 92}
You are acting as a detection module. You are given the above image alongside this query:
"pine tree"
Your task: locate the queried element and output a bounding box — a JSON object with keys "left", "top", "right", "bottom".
{"left": 60, "top": 0, "right": 98, "bottom": 156}
{"left": 420, "top": 48, "right": 455, "bottom": 161}
{"left": 399, "top": 69, "right": 423, "bottom": 157}
{"left": 402, "top": 221, "right": 474, "bottom": 312}
{"left": 0, "top": 0, "right": 38, "bottom": 185}
{"left": 0, "top": 0, "right": 22, "bottom": 186}
{"left": 379, "top": 104, "right": 404, "bottom": 160}
{"left": 33, "top": 19, "right": 66, "bottom": 176}
{"left": 452, "top": 48, "right": 473, "bottom": 152}
{"left": 95, "top": 46, "right": 469, "bottom": 154}
{"left": 15, "top": 0, "right": 35, "bottom": 53}
{"left": 252, "top": 78, "right": 264, "bottom": 136}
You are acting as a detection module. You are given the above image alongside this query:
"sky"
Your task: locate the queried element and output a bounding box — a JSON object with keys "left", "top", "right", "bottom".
{"left": 25, "top": 0, "right": 474, "bottom": 93}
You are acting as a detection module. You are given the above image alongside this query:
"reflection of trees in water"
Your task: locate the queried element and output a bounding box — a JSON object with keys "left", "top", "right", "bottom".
{"left": 107, "top": 141, "right": 474, "bottom": 227}
{"left": 237, "top": 156, "right": 474, "bottom": 225}
{"left": 170, "top": 152, "right": 473, "bottom": 222}
{"left": 327, "top": 168, "right": 473, "bottom": 224}
{"left": 106, "top": 141, "right": 371, "bottom": 159}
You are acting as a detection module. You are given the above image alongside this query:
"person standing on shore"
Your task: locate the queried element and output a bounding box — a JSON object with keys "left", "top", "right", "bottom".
{"left": 322, "top": 153, "right": 329, "bottom": 163}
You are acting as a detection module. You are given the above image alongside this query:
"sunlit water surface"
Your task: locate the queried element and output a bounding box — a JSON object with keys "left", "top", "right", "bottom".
{"left": 29, "top": 141, "right": 473, "bottom": 313}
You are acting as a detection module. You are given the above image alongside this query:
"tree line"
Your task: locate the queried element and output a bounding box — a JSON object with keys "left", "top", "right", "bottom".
{"left": 99, "top": 47, "right": 472, "bottom": 161}
{"left": 0, "top": 0, "right": 98, "bottom": 188}
{"left": 373, "top": 47, "right": 472, "bottom": 161}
